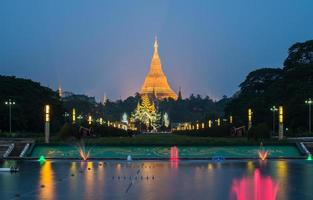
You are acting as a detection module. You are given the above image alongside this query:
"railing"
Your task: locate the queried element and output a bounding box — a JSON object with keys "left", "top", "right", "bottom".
{"left": 3, "top": 143, "right": 15, "bottom": 158}
{"left": 300, "top": 142, "right": 311, "bottom": 156}
{"left": 19, "top": 143, "right": 30, "bottom": 158}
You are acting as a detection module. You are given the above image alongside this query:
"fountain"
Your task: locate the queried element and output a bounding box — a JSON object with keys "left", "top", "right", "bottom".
{"left": 170, "top": 146, "right": 179, "bottom": 168}
{"left": 231, "top": 168, "right": 279, "bottom": 200}
{"left": 127, "top": 155, "right": 132, "bottom": 161}
{"left": 77, "top": 141, "right": 92, "bottom": 161}
{"left": 38, "top": 155, "right": 46, "bottom": 164}
{"left": 258, "top": 142, "right": 268, "bottom": 161}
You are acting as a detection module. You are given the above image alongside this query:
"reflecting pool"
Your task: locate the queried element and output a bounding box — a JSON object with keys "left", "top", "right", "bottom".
{"left": 0, "top": 160, "right": 313, "bottom": 199}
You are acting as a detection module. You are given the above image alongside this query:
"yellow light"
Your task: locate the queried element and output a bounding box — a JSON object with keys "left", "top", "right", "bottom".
{"left": 72, "top": 108, "right": 76, "bottom": 124}
{"left": 201, "top": 123, "right": 204, "bottom": 129}
{"left": 196, "top": 123, "right": 199, "bottom": 130}
{"left": 208, "top": 120, "right": 212, "bottom": 128}
{"left": 248, "top": 109, "right": 252, "bottom": 122}
{"left": 45, "top": 105, "right": 50, "bottom": 122}
{"left": 88, "top": 115, "right": 92, "bottom": 125}
{"left": 217, "top": 118, "right": 220, "bottom": 126}
{"left": 279, "top": 106, "right": 283, "bottom": 123}
{"left": 230, "top": 116, "right": 233, "bottom": 124}
{"left": 99, "top": 118, "right": 103, "bottom": 125}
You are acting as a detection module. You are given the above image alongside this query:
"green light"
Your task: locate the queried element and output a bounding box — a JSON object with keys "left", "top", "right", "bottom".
{"left": 38, "top": 155, "right": 46, "bottom": 163}
{"left": 306, "top": 154, "right": 312, "bottom": 161}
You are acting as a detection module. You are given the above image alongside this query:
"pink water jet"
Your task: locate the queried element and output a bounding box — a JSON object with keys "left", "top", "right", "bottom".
{"left": 170, "top": 146, "right": 179, "bottom": 168}
{"left": 231, "top": 168, "right": 279, "bottom": 200}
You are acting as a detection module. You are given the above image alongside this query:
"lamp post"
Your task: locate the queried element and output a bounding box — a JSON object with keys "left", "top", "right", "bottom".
{"left": 4, "top": 99, "right": 15, "bottom": 134}
{"left": 45, "top": 105, "right": 50, "bottom": 143}
{"left": 72, "top": 108, "right": 76, "bottom": 124}
{"left": 278, "top": 106, "right": 284, "bottom": 140}
{"left": 248, "top": 108, "right": 253, "bottom": 130}
{"left": 305, "top": 98, "right": 312, "bottom": 134}
{"left": 270, "top": 106, "right": 278, "bottom": 137}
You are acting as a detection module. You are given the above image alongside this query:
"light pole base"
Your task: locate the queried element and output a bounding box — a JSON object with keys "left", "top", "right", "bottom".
{"left": 45, "top": 122, "right": 50, "bottom": 143}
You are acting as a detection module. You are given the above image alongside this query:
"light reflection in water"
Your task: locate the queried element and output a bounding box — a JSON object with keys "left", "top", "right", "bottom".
{"left": 170, "top": 146, "right": 179, "bottom": 168}
{"left": 84, "top": 161, "right": 94, "bottom": 200}
{"left": 39, "top": 161, "right": 54, "bottom": 200}
{"left": 230, "top": 168, "right": 279, "bottom": 200}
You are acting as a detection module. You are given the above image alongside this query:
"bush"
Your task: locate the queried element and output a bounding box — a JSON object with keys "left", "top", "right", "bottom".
{"left": 248, "top": 123, "right": 270, "bottom": 141}
{"left": 58, "top": 123, "right": 75, "bottom": 140}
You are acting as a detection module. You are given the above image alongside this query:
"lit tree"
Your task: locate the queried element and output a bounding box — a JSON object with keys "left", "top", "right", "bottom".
{"left": 131, "top": 95, "right": 161, "bottom": 132}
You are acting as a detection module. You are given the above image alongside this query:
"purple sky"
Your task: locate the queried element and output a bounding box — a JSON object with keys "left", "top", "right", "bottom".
{"left": 1, "top": 0, "right": 313, "bottom": 101}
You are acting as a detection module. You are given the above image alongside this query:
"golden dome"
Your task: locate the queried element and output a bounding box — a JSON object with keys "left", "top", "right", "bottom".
{"left": 140, "top": 38, "right": 177, "bottom": 100}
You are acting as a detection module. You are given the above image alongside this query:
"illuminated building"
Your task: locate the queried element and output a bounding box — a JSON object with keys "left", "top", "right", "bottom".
{"left": 140, "top": 38, "right": 177, "bottom": 100}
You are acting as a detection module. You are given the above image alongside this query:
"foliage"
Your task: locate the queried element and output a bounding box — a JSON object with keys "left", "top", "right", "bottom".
{"left": 247, "top": 123, "right": 270, "bottom": 141}
{"left": 58, "top": 123, "right": 75, "bottom": 140}
{"left": 0, "top": 75, "right": 64, "bottom": 133}
{"left": 225, "top": 39, "right": 313, "bottom": 135}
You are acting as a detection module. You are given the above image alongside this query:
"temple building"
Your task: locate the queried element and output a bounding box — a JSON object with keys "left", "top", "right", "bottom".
{"left": 140, "top": 38, "right": 177, "bottom": 100}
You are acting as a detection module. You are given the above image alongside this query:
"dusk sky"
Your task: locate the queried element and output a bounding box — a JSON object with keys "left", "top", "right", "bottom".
{"left": 1, "top": 0, "right": 313, "bottom": 101}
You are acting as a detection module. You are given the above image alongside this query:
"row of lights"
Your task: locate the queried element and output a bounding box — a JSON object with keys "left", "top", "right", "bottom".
{"left": 175, "top": 116, "right": 232, "bottom": 131}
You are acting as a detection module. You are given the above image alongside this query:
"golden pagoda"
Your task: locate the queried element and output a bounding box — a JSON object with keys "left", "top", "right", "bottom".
{"left": 140, "top": 38, "right": 177, "bottom": 100}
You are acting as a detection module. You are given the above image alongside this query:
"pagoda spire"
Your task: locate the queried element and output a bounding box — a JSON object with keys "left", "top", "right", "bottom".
{"left": 140, "top": 38, "right": 177, "bottom": 100}
{"left": 154, "top": 36, "right": 158, "bottom": 51}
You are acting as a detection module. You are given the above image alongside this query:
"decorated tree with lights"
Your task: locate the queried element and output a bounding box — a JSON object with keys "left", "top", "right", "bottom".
{"left": 131, "top": 95, "right": 161, "bottom": 132}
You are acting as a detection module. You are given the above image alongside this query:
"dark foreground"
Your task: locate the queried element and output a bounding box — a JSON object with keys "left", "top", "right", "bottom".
{"left": 1, "top": 159, "right": 313, "bottom": 200}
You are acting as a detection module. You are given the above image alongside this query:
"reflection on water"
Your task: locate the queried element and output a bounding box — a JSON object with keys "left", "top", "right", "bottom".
{"left": 170, "top": 146, "right": 179, "bottom": 168}
{"left": 230, "top": 168, "right": 279, "bottom": 200}
{"left": 39, "top": 161, "right": 54, "bottom": 200}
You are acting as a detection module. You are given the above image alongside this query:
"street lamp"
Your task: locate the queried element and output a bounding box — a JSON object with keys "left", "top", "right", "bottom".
{"left": 77, "top": 115, "right": 83, "bottom": 124}
{"left": 45, "top": 105, "right": 50, "bottom": 143}
{"left": 270, "top": 106, "right": 278, "bottom": 137}
{"left": 4, "top": 99, "right": 15, "bottom": 134}
{"left": 305, "top": 98, "right": 313, "bottom": 133}
{"left": 63, "top": 112, "right": 70, "bottom": 122}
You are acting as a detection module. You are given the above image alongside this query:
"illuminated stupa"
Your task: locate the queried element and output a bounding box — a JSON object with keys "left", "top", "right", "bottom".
{"left": 140, "top": 38, "right": 177, "bottom": 100}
